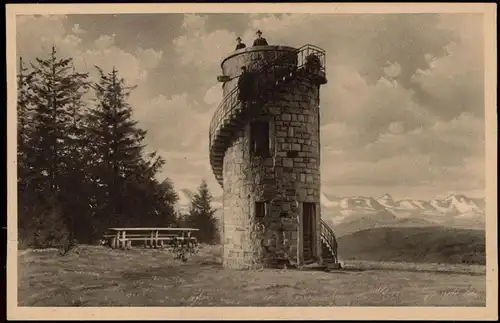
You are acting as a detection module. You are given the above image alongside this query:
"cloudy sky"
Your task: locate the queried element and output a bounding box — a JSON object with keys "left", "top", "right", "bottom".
{"left": 16, "top": 12, "right": 486, "bottom": 200}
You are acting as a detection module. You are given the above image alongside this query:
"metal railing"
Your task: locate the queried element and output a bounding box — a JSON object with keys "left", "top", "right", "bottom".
{"left": 320, "top": 219, "right": 338, "bottom": 262}
{"left": 208, "top": 44, "right": 327, "bottom": 150}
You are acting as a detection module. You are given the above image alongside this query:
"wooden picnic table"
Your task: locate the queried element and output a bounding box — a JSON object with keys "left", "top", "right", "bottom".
{"left": 103, "top": 227, "right": 200, "bottom": 250}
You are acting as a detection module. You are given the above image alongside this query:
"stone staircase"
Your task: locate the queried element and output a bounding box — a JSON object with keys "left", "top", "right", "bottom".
{"left": 209, "top": 44, "right": 327, "bottom": 187}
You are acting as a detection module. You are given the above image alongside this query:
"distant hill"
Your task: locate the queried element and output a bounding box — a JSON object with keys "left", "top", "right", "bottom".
{"left": 325, "top": 211, "right": 438, "bottom": 237}
{"left": 337, "top": 226, "right": 485, "bottom": 265}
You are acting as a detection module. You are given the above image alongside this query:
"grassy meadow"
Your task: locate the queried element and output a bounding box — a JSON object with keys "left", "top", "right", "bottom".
{"left": 18, "top": 244, "right": 486, "bottom": 307}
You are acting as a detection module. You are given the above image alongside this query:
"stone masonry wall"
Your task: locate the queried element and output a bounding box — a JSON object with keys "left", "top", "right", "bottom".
{"left": 220, "top": 46, "right": 322, "bottom": 269}
{"left": 222, "top": 77, "right": 322, "bottom": 269}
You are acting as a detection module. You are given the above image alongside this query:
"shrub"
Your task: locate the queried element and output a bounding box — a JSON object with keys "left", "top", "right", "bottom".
{"left": 167, "top": 238, "right": 199, "bottom": 262}
{"left": 19, "top": 195, "right": 73, "bottom": 253}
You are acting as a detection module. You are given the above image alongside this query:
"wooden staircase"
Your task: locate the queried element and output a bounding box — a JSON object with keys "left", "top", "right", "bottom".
{"left": 209, "top": 44, "right": 327, "bottom": 187}
{"left": 320, "top": 219, "right": 341, "bottom": 269}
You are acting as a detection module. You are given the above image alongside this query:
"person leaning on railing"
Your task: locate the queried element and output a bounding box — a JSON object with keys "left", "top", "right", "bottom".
{"left": 305, "top": 53, "right": 321, "bottom": 73}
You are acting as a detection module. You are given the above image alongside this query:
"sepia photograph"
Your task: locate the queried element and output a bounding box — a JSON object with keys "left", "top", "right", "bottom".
{"left": 6, "top": 2, "right": 497, "bottom": 321}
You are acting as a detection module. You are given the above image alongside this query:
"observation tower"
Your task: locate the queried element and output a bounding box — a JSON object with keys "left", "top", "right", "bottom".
{"left": 209, "top": 44, "right": 340, "bottom": 269}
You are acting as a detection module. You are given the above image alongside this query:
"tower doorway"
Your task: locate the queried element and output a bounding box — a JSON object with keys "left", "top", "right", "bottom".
{"left": 302, "top": 202, "right": 316, "bottom": 262}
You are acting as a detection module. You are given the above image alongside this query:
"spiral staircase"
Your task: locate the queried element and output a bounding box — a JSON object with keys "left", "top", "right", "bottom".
{"left": 209, "top": 44, "right": 340, "bottom": 267}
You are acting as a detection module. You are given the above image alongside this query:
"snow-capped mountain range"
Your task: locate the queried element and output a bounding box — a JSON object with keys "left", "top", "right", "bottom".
{"left": 321, "top": 193, "right": 485, "bottom": 219}
{"left": 319, "top": 193, "right": 485, "bottom": 236}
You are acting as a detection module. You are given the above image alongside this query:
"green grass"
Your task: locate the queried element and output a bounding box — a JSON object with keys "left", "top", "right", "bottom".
{"left": 338, "top": 226, "right": 485, "bottom": 265}
{"left": 18, "top": 244, "right": 486, "bottom": 307}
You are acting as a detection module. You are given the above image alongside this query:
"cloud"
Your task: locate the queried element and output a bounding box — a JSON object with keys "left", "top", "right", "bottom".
{"left": 17, "top": 15, "right": 163, "bottom": 86}
{"left": 412, "top": 42, "right": 484, "bottom": 120}
{"left": 383, "top": 62, "right": 402, "bottom": 78}
{"left": 321, "top": 64, "right": 436, "bottom": 148}
{"left": 365, "top": 113, "right": 483, "bottom": 161}
{"left": 136, "top": 48, "right": 164, "bottom": 70}
{"left": 94, "top": 34, "right": 116, "bottom": 49}
{"left": 132, "top": 93, "right": 213, "bottom": 154}
{"left": 71, "top": 23, "right": 86, "bottom": 34}
{"left": 323, "top": 151, "right": 484, "bottom": 191}
{"left": 323, "top": 153, "right": 438, "bottom": 186}
{"left": 281, "top": 13, "right": 485, "bottom": 194}
{"left": 388, "top": 122, "right": 405, "bottom": 135}
{"left": 322, "top": 112, "right": 485, "bottom": 189}
{"left": 203, "top": 83, "right": 223, "bottom": 105}
{"left": 320, "top": 122, "right": 359, "bottom": 151}
{"left": 16, "top": 15, "right": 78, "bottom": 61}
{"left": 81, "top": 46, "right": 151, "bottom": 84}
{"left": 173, "top": 14, "right": 236, "bottom": 74}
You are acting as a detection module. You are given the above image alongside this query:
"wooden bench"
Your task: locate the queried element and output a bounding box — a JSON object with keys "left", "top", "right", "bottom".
{"left": 102, "top": 227, "right": 200, "bottom": 250}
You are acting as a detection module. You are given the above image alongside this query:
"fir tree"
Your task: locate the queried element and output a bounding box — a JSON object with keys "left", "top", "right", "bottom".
{"left": 19, "top": 47, "right": 89, "bottom": 245}
{"left": 186, "top": 180, "right": 219, "bottom": 244}
{"left": 57, "top": 63, "right": 93, "bottom": 242}
{"left": 86, "top": 66, "right": 178, "bottom": 231}
{"left": 17, "top": 56, "right": 35, "bottom": 236}
{"left": 17, "top": 56, "right": 34, "bottom": 182}
{"left": 28, "top": 46, "right": 89, "bottom": 195}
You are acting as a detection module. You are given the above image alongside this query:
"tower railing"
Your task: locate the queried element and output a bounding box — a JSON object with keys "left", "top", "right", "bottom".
{"left": 320, "top": 219, "right": 338, "bottom": 262}
{"left": 209, "top": 44, "right": 327, "bottom": 151}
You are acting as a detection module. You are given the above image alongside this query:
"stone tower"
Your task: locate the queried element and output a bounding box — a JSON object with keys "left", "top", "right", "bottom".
{"left": 209, "top": 44, "right": 339, "bottom": 269}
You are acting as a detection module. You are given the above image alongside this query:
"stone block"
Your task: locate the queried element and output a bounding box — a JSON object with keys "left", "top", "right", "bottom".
{"left": 276, "top": 151, "right": 287, "bottom": 157}
{"left": 268, "top": 107, "right": 281, "bottom": 114}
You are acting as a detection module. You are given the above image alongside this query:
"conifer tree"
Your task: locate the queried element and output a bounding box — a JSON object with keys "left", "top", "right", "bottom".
{"left": 57, "top": 63, "right": 93, "bottom": 241}
{"left": 17, "top": 57, "right": 33, "bottom": 181}
{"left": 20, "top": 47, "right": 89, "bottom": 244}
{"left": 186, "top": 180, "right": 219, "bottom": 244}
{"left": 28, "top": 46, "right": 89, "bottom": 195}
{"left": 86, "top": 66, "right": 178, "bottom": 231}
{"left": 17, "top": 56, "right": 36, "bottom": 195}
{"left": 17, "top": 56, "right": 35, "bottom": 241}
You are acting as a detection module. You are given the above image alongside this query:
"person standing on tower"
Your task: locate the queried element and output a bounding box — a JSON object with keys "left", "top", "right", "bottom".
{"left": 235, "top": 37, "right": 246, "bottom": 50}
{"left": 252, "top": 30, "right": 269, "bottom": 46}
